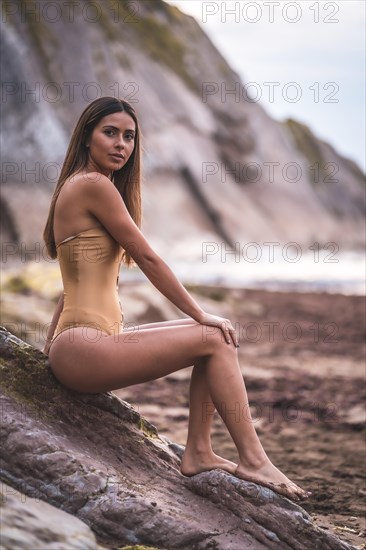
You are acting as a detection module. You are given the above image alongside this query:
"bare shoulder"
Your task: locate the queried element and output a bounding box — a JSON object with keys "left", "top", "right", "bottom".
{"left": 63, "top": 174, "right": 157, "bottom": 265}
{"left": 54, "top": 173, "right": 114, "bottom": 240}
{"left": 69, "top": 171, "right": 111, "bottom": 187}
{"left": 76, "top": 172, "right": 118, "bottom": 195}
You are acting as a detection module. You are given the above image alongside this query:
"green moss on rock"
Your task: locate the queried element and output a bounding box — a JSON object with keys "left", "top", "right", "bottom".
{"left": 138, "top": 416, "right": 159, "bottom": 439}
{"left": 2, "top": 275, "right": 32, "bottom": 295}
{"left": 284, "top": 118, "right": 327, "bottom": 186}
{"left": 132, "top": 15, "right": 195, "bottom": 91}
{"left": 20, "top": 0, "right": 58, "bottom": 83}
{"left": 98, "top": 0, "right": 196, "bottom": 91}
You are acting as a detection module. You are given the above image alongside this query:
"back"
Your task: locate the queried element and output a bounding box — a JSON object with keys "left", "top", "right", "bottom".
{"left": 53, "top": 174, "right": 103, "bottom": 246}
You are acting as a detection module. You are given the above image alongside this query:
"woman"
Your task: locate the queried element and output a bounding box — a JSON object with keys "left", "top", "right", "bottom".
{"left": 43, "top": 96, "right": 311, "bottom": 502}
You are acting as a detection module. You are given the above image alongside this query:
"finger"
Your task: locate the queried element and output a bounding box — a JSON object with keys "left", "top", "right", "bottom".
{"left": 222, "top": 326, "right": 231, "bottom": 344}
{"left": 228, "top": 327, "right": 236, "bottom": 346}
{"left": 229, "top": 328, "right": 239, "bottom": 348}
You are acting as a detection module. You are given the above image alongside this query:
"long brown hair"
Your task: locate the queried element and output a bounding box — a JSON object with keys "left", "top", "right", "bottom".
{"left": 43, "top": 97, "right": 142, "bottom": 267}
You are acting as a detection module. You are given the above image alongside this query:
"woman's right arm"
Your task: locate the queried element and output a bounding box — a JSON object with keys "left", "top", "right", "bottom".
{"left": 84, "top": 174, "right": 238, "bottom": 345}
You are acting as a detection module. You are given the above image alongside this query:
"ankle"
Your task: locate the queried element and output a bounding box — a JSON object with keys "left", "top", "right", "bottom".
{"left": 184, "top": 441, "right": 212, "bottom": 455}
{"left": 238, "top": 450, "right": 268, "bottom": 469}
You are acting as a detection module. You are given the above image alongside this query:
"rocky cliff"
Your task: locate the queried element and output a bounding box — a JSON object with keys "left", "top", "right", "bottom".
{"left": 1, "top": 0, "right": 365, "bottom": 257}
{"left": 0, "top": 326, "right": 356, "bottom": 549}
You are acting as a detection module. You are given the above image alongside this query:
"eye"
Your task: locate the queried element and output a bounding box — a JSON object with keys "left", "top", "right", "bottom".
{"left": 104, "top": 129, "right": 115, "bottom": 136}
{"left": 125, "top": 133, "right": 135, "bottom": 141}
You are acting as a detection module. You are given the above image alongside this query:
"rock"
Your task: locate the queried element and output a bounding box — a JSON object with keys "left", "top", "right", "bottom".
{"left": 0, "top": 482, "right": 106, "bottom": 550}
{"left": 343, "top": 404, "right": 366, "bottom": 428}
{"left": 0, "top": 327, "right": 355, "bottom": 549}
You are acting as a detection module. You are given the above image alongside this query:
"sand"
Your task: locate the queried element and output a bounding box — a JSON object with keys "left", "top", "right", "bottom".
{"left": 114, "top": 287, "right": 366, "bottom": 548}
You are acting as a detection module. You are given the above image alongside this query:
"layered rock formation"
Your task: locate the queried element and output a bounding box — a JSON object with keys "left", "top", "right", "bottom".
{"left": 1, "top": 482, "right": 106, "bottom": 550}
{"left": 1, "top": 0, "right": 365, "bottom": 258}
{"left": 0, "top": 326, "right": 356, "bottom": 549}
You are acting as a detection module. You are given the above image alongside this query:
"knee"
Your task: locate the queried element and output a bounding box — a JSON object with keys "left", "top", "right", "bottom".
{"left": 199, "top": 325, "right": 236, "bottom": 355}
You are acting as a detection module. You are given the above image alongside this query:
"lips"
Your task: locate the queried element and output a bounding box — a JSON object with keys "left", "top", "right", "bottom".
{"left": 110, "top": 154, "right": 125, "bottom": 160}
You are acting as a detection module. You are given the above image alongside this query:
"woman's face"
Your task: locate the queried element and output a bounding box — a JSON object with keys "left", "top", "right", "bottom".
{"left": 85, "top": 112, "right": 136, "bottom": 177}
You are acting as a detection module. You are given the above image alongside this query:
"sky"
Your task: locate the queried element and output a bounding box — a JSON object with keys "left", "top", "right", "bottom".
{"left": 167, "top": 0, "right": 366, "bottom": 173}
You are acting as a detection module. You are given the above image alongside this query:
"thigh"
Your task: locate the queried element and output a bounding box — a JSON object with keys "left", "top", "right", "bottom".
{"left": 48, "top": 322, "right": 228, "bottom": 394}
{"left": 123, "top": 318, "right": 198, "bottom": 332}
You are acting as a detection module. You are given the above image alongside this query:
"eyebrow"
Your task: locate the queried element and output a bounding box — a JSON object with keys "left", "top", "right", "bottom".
{"left": 102, "top": 125, "right": 135, "bottom": 133}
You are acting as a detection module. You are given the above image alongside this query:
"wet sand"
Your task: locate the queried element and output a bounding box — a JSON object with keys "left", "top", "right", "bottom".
{"left": 114, "top": 287, "right": 366, "bottom": 548}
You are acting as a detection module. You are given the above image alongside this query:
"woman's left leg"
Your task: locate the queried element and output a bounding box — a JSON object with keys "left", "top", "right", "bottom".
{"left": 123, "top": 318, "right": 237, "bottom": 474}
{"left": 180, "top": 357, "right": 238, "bottom": 475}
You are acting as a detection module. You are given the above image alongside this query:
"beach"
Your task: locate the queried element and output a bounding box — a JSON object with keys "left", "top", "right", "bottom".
{"left": 114, "top": 286, "right": 366, "bottom": 548}
{"left": 1, "top": 265, "right": 365, "bottom": 547}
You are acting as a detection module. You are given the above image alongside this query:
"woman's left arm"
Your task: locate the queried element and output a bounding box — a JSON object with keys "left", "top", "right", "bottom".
{"left": 43, "top": 292, "right": 64, "bottom": 355}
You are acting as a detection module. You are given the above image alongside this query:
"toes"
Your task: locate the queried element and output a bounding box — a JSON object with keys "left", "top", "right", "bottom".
{"left": 284, "top": 483, "right": 304, "bottom": 501}
{"left": 279, "top": 482, "right": 311, "bottom": 502}
{"left": 297, "top": 488, "right": 311, "bottom": 500}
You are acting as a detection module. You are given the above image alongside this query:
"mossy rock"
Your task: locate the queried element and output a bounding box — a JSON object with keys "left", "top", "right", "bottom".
{"left": 284, "top": 118, "right": 326, "bottom": 185}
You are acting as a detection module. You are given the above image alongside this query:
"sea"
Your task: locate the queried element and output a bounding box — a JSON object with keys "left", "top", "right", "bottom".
{"left": 121, "top": 248, "right": 365, "bottom": 296}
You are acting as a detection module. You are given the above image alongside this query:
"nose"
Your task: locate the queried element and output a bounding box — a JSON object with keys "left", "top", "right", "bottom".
{"left": 115, "top": 134, "right": 125, "bottom": 149}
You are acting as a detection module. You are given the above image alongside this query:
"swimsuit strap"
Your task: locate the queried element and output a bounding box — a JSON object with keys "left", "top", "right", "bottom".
{"left": 56, "top": 226, "right": 108, "bottom": 248}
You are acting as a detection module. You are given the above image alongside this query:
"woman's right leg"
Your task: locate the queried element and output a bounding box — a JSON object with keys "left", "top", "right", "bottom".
{"left": 124, "top": 320, "right": 238, "bottom": 475}
{"left": 48, "top": 324, "right": 310, "bottom": 500}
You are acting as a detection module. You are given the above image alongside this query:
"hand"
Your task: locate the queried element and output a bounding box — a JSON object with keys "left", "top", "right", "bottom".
{"left": 196, "top": 312, "right": 239, "bottom": 347}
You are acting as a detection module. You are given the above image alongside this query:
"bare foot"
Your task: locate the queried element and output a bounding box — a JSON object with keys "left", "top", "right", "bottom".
{"left": 180, "top": 450, "right": 238, "bottom": 477}
{"left": 234, "top": 458, "right": 311, "bottom": 502}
